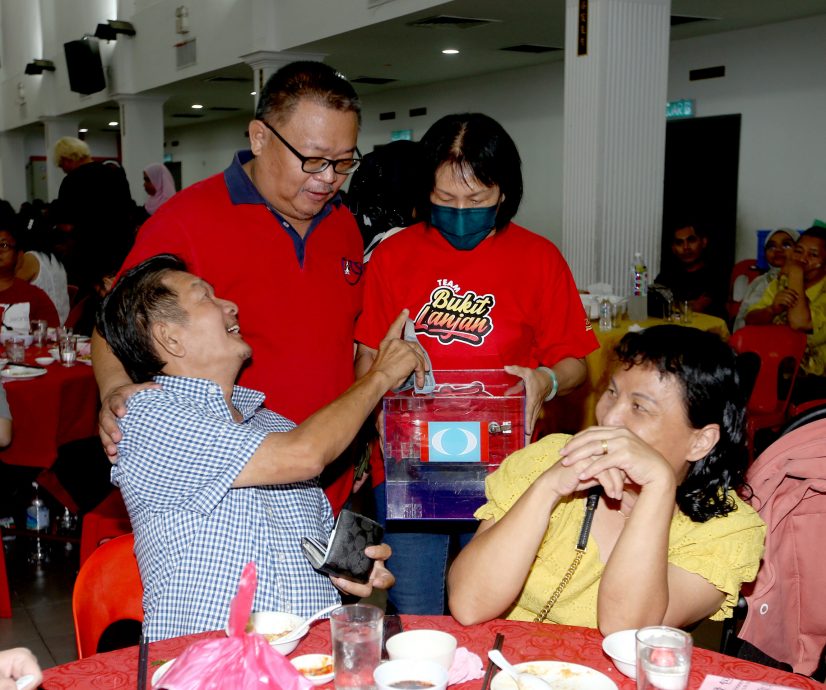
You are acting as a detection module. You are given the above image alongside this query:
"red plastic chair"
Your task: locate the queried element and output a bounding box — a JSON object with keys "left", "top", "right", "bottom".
{"left": 79, "top": 490, "right": 133, "bottom": 567}
{"left": 72, "top": 533, "right": 143, "bottom": 659}
{"left": 727, "top": 259, "right": 766, "bottom": 321}
{"left": 0, "top": 531, "right": 11, "bottom": 618}
{"left": 730, "top": 325, "right": 807, "bottom": 459}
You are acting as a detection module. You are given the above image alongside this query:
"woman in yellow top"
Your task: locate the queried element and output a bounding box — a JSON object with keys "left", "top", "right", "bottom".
{"left": 448, "top": 325, "right": 765, "bottom": 634}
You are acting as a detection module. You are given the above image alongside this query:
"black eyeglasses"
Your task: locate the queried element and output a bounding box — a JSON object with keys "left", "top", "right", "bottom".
{"left": 257, "top": 119, "right": 361, "bottom": 175}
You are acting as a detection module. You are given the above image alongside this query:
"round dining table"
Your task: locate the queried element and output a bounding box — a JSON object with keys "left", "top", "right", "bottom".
{"left": 0, "top": 344, "right": 98, "bottom": 469}
{"left": 40, "top": 614, "right": 821, "bottom": 689}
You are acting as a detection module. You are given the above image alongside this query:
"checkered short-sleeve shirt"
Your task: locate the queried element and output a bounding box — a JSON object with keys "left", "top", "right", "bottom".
{"left": 112, "top": 375, "right": 340, "bottom": 642}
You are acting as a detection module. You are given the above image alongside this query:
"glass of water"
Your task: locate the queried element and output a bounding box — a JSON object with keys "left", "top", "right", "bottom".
{"left": 635, "top": 626, "right": 692, "bottom": 690}
{"left": 331, "top": 603, "right": 384, "bottom": 690}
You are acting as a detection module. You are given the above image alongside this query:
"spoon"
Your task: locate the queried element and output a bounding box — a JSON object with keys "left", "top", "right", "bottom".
{"left": 488, "top": 650, "right": 553, "bottom": 690}
{"left": 278, "top": 603, "right": 340, "bottom": 644}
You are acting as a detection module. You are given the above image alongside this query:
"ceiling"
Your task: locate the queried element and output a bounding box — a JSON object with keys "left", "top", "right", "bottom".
{"left": 72, "top": 0, "right": 826, "bottom": 135}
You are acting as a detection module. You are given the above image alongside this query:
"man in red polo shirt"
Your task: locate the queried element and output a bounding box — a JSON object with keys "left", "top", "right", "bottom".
{"left": 92, "top": 61, "right": 368, "bottom": 514}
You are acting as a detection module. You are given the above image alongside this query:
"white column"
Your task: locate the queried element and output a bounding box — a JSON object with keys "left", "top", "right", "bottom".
{"left": 240, "top": 50, "right": 326, "bottom": 114}
{"left": 42, "top": 117, "right": 80, "bottom": 201}
{"left": 0, "top": 130, "right": 28, "bottom": 209}
{"left": 115, "top": 94, "right": 167, "bottom": 202}
{"left": 562, "top": 0, "right": 670, "bottom": 295}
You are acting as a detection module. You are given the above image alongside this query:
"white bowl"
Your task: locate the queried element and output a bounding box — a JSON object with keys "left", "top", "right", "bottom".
{"left": 385, "top": 629, "right": 457, "bottom": 670}
{"left": 35, "top": 356, "right": 54, "bottom": 366}
{"left": 48, "top": 348, "right": 59, "bottom": 359}
{"left": 291, "top": 654, "right": 334, "bottom": 686}
{"left": 374, "top": 659, "right": 448, "bottom": 690}
{"left": 602, "top": 628, "right": 638, "bottom": 678}
{"left": 247, "top": 611, "right": 306, "bottom": 655}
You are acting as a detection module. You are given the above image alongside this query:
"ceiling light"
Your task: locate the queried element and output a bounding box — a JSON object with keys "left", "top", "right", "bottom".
{"left": 78, "top": 128, "right": 89, "bottom": 133}
{"left": 442, "top": 49, "right": 460, "bottom": 55}
{"left": 191, "top": 104, "right": 204, "bottom": 109}
{"left": 250, "top": 91, "right": 257, "bottom": 96}
{"left": 108, "top": 121, "right": 119, "bottom": 127}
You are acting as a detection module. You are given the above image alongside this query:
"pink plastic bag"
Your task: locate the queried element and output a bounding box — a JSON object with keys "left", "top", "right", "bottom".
{"left": 155, "top": 562, "right": 314, "bottom": 690}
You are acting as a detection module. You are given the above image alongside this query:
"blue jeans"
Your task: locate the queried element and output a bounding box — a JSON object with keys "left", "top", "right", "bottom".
{"left": 374, "top": 482, "right": 476, "bottom": 615}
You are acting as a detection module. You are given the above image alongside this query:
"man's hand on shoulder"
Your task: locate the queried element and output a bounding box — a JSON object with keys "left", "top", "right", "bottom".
{"left": 329, "top": 543, "right": 395, "bottom": 597}
{"left": 99, "top": 382, "right": 161, "bottom": 461}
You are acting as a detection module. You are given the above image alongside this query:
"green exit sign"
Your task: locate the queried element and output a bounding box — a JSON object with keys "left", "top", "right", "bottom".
{"left": 666, "top": 99, "right": 695, "bottom": 119}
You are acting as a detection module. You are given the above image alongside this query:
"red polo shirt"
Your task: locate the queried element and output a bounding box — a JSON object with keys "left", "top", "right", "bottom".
{"left": 119, "top": 151, "right": 364, "bottom": 513}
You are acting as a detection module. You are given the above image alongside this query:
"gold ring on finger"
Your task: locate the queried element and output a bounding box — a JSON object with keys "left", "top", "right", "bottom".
{"left": 601, "top": 439, "right": 609, "bottom": 455}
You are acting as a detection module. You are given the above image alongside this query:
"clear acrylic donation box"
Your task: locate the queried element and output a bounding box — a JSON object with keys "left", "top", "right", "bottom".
{"left": 382, "top": 370, "right": 526, "bottom": 520}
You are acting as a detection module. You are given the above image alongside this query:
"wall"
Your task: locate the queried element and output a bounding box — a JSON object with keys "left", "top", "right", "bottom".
{"left": 358, "top": 61, "right": 567, "bottom": 246}
{"left": 163, "top": 113, "right": 251, "bottom": 189}
{"left": 668, "top": 15, "right": 826, "bottom": 259}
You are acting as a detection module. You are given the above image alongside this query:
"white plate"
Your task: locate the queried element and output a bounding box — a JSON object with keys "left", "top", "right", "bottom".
{"left": 151, "top": 658, "right": 175, "bottom": 686}
{"left": 1, "top": 366, "right": 47, "bottom": 380}
{"left": 491, "top": 661, "right": 618, "bottom": 690}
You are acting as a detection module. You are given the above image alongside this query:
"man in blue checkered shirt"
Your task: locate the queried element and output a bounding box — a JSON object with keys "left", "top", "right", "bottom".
{"left": 96, "top": 254, "right": 427, "bottom": 641}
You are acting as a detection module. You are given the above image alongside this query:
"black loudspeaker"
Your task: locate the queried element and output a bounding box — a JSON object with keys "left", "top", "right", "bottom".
{"left": 63, "top": 38, "right": 106, "bottom": 95}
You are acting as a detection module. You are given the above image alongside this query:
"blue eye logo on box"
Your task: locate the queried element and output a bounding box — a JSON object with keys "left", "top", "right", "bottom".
{"left": 421, "top": 421, "right": 487, "bottom": 463}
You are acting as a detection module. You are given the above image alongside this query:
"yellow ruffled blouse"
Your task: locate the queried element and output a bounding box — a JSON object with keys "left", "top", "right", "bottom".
{"left": 474, "top": 434, "right": 766, "bottom": 628}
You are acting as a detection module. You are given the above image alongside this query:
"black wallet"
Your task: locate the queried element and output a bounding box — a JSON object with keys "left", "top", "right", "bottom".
{"left": 301, "top": 509, "right": 384, "bottom": 584}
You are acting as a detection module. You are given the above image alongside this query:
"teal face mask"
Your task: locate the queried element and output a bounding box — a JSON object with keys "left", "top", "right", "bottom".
{"left": 430, "top": 204, "right": 497, "bottom": 251}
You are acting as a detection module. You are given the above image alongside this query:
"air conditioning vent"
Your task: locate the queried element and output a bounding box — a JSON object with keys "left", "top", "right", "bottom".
{"left": 210, "top": 106, "right": 242, "bottom": 112}
{"left": 351, "top": 76, "right": 397, "bottom": 85}
{"left": 172, "top": 113, "right": 205, "bottom": 118}
{"left": 408, "top": 15, "right": 499, "bottom": 29}
{"left": 671, "top": 15, "right": 714, "bottom": 27}
{"left": 500, "top": 44, "right": 562, "bottom": 54}
{"left": 176, "top": 39, "right": 196, "bottom": 70}
{"left": 204, "top": 76, "right": 250, "bottom": 84}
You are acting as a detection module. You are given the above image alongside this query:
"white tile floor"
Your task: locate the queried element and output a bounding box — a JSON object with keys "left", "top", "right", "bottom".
{"left": 1, "top": 536, "right": 79, "bottom": 668}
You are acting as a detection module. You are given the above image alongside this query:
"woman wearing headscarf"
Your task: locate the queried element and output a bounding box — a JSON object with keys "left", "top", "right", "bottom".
{"left": 732, "top": 228, "right": 798, "bottom": 332}
{"left": 143, "top": 163, "right": 177, "bottom": 216}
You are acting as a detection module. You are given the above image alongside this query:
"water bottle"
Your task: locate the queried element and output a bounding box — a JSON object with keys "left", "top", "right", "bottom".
{"left": 25, "top": 482, "right": 49, "bottom": 531}
{"left": 599, "top": 298, "right": 613, "bottom": 331}
{"left": 629, "top": 252, "right": 649, "bottom": 322}
{"left": 26, "top": 482, "right": 50, "bottom": 565}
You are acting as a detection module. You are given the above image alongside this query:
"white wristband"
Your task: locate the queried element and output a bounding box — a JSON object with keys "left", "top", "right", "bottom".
{"left": 537, "top": 366, "right": 558, "bottom": 402}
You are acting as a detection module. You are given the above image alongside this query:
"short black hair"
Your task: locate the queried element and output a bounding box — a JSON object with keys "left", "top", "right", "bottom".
{"left": 254, "top": 61, "right": 361, "bottom": 127}
{"left": 97, "top": 254, "right": 189, "bottom": 383}
{"left": 417, "top": 113, "right": 523, "bottom": 231}
{"left": 346, "top": 140, "right": 425, "bottom": 245}
{"left": 801, "top": 225, "right": 826, "bottom": 246}
{"left": 614, "top": 325, "right": 749, "bottom": 522}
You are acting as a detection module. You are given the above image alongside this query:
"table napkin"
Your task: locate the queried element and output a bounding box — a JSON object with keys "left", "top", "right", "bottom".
{"left": 448, "top": 647, "right": 484, "bottom": 685}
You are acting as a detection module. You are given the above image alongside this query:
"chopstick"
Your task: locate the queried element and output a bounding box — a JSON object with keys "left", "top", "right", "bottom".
{"left": 137, "top": 634, "right": 149, "bottom": 690}
{"left": 481, "top": 632, "right": 505, "bottom": 690}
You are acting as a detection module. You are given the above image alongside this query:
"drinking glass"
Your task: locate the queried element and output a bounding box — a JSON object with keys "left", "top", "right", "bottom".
{"left": 636, "top": 626, "right": 692, "bottom": 690}
{"left": 58, "top": 335, "right": 78, "bottom": 367}
{"left": 681, "top": 301, "right": 693, "bottom": 324}
{"left": 31, "top": 319, "right": 48, "bottom": 348}
{"left": 331, "top": 603, "right": 384, "bottom": 690}
{"left": 7, "top": 335, "right": 26, "bottom": 363}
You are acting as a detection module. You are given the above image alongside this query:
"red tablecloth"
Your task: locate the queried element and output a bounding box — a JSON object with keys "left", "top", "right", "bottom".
{"left": 41, "top": 615, "right": 821, "bottom": 689}
{"left": 0, "top": 351, "right": 98, "bottom": 468}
